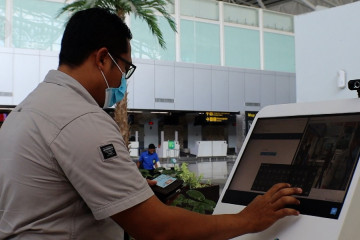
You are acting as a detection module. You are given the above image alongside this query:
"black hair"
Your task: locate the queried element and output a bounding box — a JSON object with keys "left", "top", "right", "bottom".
{"left": 59, "top": 8, "right": 132, "bottom": 67}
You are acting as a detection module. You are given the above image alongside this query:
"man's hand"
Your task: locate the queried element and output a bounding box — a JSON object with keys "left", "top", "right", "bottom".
{"left": 238, "top": 183, "right": 302, "bottom": 233}
{"left": 146, "top": 179, "right": 157, "bottom": 186}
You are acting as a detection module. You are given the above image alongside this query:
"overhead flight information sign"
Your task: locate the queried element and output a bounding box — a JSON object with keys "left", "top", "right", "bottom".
{"left": 205, "top": 112, "right": 231, "bottom": 123}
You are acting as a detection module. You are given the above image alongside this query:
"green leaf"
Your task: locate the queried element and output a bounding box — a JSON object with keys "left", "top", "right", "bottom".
{"left": 139, "top": 169, "right": 152, "bottom": 178}
{"left": 58, "top": 0, "right": 177, "bottom": 49}
{"left": 171, "top": 194, "right": 186, "bottom": 206}
{"left": 203, "top": 199, "right": 216, "bottom": 207}
{"left": 203, "top": 203, "right": 215, "bottom": 212}
{"left": 192, "top": 205, "right": 205, "bottom": 214}
{"left": 186, "top": 190, "right": 205, "bottom": 202}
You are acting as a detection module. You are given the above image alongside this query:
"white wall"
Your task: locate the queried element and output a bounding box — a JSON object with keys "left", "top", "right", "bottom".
{"left": 130, "top": 59, "right": 296, "bottom": 112}
{"left": 1, "top": 47, "right": 296, "bottom": 111}
{"left": 295, "top": 2, "right": 360, "bottom": 102}
{"left": 0, "top": 47, "right": 58, "bottom": 105}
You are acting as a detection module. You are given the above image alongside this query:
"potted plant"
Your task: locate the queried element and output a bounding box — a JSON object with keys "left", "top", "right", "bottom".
{"left": 139, "top": 162, "right": 219, "bottom": 214}
{"left": 144, "top": 163, "right": 219, "bottom": 214}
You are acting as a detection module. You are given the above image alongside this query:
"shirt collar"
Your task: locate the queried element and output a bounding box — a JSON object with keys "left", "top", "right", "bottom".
{"left": 44, "top": 70, "right": 99, "bottom": 107}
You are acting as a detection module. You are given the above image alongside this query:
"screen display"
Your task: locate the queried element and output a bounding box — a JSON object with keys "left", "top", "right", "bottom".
{"left": 222, "top": 114, "right": 360, "bottom": 219}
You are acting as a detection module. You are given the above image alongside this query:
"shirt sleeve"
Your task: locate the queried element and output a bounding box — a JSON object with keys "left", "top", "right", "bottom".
{"left": 50, "top": 112, "right": 154, "bottom": 220}
{"left": 154, "top": 153, "right": 159, "bottom": 162}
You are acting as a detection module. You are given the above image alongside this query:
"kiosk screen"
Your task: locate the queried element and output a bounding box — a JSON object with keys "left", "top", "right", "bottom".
{"left": 222, "top": 113, "right": 360, "bottom": 219}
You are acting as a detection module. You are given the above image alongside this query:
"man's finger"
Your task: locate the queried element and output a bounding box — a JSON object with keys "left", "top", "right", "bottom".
{"left": 264, "top": 183, "right": 291, "bottom": 197}
{"left": 271, "top": 195, "right": 301, "bottom": 210}
{"left": 274, "top": 207, "right": 300, "bottom": 219}
{"left": 270, "top": 187, "right": 302, "bottom": 204}
{"left": 147, "top": 179, "right": 157, "bottom": 186}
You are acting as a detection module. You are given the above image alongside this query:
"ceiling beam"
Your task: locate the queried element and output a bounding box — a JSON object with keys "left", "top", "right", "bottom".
{"left": 320, "top": 0, "right": 337, "bottom": 7}
{"left": 231, "top": 0, "right": 258, "bottom": 8}
{"left": 297, "top": 0, "right": 316, "bottom": 10}
{"left": 257, "top": 0, "right": 267, "bottom": 8}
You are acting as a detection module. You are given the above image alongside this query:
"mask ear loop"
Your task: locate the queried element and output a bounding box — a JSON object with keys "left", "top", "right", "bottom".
{"left": 99, "top": 69, "right": 110, "bottom": 88}
{"left": 107, "top": 52, "right": 126, "bottom": 78}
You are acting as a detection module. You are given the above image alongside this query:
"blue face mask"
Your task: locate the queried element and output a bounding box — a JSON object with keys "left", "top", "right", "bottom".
{"left": 100, "top": 53, "right": 127, "bottom": 108}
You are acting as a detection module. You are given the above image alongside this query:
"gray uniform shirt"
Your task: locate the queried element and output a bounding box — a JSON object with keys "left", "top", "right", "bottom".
{"left": 0, "top": 70, "right": 154, "bottom": 239}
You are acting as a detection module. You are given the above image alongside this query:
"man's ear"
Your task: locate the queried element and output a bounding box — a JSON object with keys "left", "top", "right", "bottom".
{"left": 96, "top": 47, "right": 108, "bottom": 69}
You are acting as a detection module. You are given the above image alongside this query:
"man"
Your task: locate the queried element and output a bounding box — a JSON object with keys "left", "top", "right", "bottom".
{"left": 137, "top": 143, "right": 161, "bottom": 171}
{"left": 0, "top": 8, "right": 302, "bottom": 240}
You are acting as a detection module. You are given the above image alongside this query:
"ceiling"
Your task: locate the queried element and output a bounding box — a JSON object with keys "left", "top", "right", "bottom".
{"left": 221, "top": 0, "right": 359, "bottom": 15}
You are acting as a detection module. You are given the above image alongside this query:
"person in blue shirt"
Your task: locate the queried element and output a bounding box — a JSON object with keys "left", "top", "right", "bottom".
{"left": 137, "top": 143, "right": 161, "bottom": 171}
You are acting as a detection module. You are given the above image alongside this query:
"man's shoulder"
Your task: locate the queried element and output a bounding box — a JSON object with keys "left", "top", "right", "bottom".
{"left": 17, "top": 85, "right": 105, "bottom": 131}
{"left": 140, "top": 151, "right": 148, "bottom": 157}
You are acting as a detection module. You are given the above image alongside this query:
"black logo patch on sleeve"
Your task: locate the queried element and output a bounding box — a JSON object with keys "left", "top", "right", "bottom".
{"left": 100, "top": 144, "right": 117, "bottom": 160}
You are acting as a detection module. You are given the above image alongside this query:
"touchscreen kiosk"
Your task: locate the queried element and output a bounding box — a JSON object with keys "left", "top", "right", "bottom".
{"left": 214, "top": 98, "right": 360, "bottom": 240}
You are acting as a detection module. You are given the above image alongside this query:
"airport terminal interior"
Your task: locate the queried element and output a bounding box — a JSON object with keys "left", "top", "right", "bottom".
{"left": 2, "top": 0, "right": 360, "bottom": 238}
{"left": 0, "top": 0, "right": 299, "bottom": 187}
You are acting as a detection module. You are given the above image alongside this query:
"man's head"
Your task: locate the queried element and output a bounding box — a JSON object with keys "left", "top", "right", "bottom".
{"left": 59, "top": 8, "right": 132, "bottom": 68}
{"left": 58, "top": 8, "right": 135, "bottom": 107}
{"left": 148, "top": 144, "right": 156, "bottom": 154}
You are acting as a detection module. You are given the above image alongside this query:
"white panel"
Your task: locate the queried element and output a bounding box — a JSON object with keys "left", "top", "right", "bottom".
{"left": 13, "top": 50, "right": 40, "bottom": 104}
{"left": 129, "top": 141, "right": 139, "bottom": 157}
{"left": 175, "top": 63, "right": 194, "bottom": 110}
{"left": 212, "top": 140, "right": 228, "bottom": 157}
{"left": 0, "top": 97, "right": 13, "bottom": 105}
{"left": 276, "top": 74, "right": 290, "bottom": 104}
{"left": 244, "top": 72, "right": 261, "bottom": 104}
{"left": 193, "top": 140, "right": 212, "bottom": 157}
{"left": 260, "top": 73, "right": 276, "bottom": 107}
{"left": 154, "top": 61, "right": 175, "bottom": 110}
{"left": 228, "top": 69, "right": 245, "bottom": 112}
{"left": 289, "top": 74, "right": 296, "bottom": 102}
{"left": 0, "top": 48, "right": 14, "bottom": 105}
{"left": 127, "top": 75, "right": 135, "bottom": 109}
{"left": 0, "top": 49, "right": 13, "bottom": 92}
{"left": 39, "top": 51, "right": 58, "bottom": 83}
{"left": 295, "top": 2, "right": 360, "bottom": 102}
{"left": 133, "top": 60, "right": 155, "bottom": 109}
{"left": 212, "top": 67, "right": 229, "bottom": 111}
{"left": 194, "top": 66, "right": 212, "bottom": 111}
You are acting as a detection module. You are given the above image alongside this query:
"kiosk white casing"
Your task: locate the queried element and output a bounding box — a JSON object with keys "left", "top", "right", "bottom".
{"left": 214, "top": 98, "right": 360, "bottom": 240}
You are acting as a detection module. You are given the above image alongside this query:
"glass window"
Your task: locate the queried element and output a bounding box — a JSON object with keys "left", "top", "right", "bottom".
{"left": 154, "top": 1, "right": 175, "bottom": 14}
{"left": 224, "top": 3, "right": 258, "bottom": 27}
{"left": 224, "top": 26, "right": 260, "bottom": 69}
{"left": 130, "top": 14, "right": 176, "bottom": 61}
{"left": 180, "top": 19, "right": 220, "bottom": 65}
{"left": 12, "top": 0, "right": 66, "bottom": 50}
{"left": 0, "top": 0, "right": 5, "bottom": 47}
{"left": 263, "top": 32, "right": 295, "bottom": 72}
{"left": 180, "top": 0, "right": 219, "bottom": 21}
{"left": 165, "top": 1, "right": 175, "bottom": 14}
{"left": 263, "top": 11, "right": 294, "bottom": 32}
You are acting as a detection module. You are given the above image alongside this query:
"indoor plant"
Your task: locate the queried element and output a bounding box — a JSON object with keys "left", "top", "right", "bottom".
{"left": 141, "top": 163, "right": 219, "bottom": 214}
